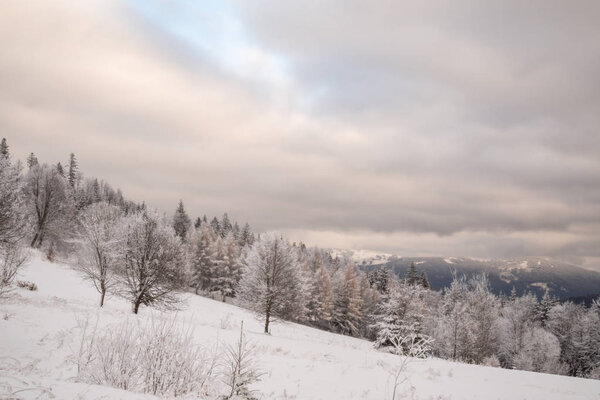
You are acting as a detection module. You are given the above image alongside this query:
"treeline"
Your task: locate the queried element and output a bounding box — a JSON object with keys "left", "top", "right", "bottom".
{"left": 1, "top": 139, "right": 598, "bottom": 380}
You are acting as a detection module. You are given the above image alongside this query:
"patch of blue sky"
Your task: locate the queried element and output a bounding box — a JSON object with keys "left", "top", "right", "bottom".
{"left": 126, "top": 0, "right": 291, "bottom": 87}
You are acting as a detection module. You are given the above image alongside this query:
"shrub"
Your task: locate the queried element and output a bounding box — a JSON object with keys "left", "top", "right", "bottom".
{"left": 16, "top": 280, "right": 37, "bottom": 291}
{"left": 75, "top": 314, "right": 216, "bottom": 397}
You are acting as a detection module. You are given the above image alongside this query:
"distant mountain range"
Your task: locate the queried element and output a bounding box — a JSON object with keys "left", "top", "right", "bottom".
{"left": 333, "top": 250, "right": 600, "bottom": 301}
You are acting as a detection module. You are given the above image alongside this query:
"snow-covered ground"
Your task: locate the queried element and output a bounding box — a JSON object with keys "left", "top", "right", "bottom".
{"left": 1, "top": 254, "right": 599, "bottom": 400}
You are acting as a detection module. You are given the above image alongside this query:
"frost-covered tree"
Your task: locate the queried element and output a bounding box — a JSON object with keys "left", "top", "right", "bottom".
{"left": 404, "top": 262, "right": 420, "bottom": 286}
{"left": 237, "top": 233, "right": 305, "bottom": 333}
{"left": 0, "top": 150, "right": 29, "bottom": 297}
{"left": 0, "top": 151, "right": 26, "bottom": 246}
{"left": 26, "top": 164, "right": 70, "bottom": 248}
{"left": 194, "top": 217, "right": 202, "bottom": 229}
{"left": 513, "top": 327, "right": 564, "bottom": 374}
{"left": 68, "top": 152, "right": 78, "bottom": 188}
{"left": 373, "top": 281, "right": 432, "bottom": 355}
{"left": 188, "top": 223, "right": 217, "bottom": 293}
{"left": 172, "top": 200, "right": 191, "bottom": 239}
{"left": 433, "top": 275, "right": 470, "bottom": 361}
{"left": 0, "top": 138, "right": 9, "bottom": 158}
{"left": 119, "top": 210, "right": 188, "bottom": 313}
{"left": 239, "top": 223, "right": 254, "bottom": 247}
{"left": 368, "top": 268, "right": 391, "bottom": 295}
{"left": 331, "top": 262, "right": 363, "bottom": 336}
{"left": 77, "top": 202, "right": 124, "bottom": 307}
{"left": 547, "top": 301, "right": 600, "bottom": 377}
{"left": 497, "top": 292, "right": 538, "bottom": 368}
{"left": 26, "top": 153, "right": 38, "bottom": 169}
{"left": 221, "top": 213, "right": 232, "bottom": 238}
{"left": 303, "top": 250, "right": 334, "bottom": 327}
{"left": 466, "top": 274, "right": 500, "bottom": 364}
{"left": 210, "top": 217, "right": 221, "bottom": 238}
{"left": 220, "top": 233, "right": 242, "bottom": 297}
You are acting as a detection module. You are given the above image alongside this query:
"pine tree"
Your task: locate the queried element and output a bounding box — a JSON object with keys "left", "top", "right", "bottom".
{"left": 68, "top": 153, "right": 78, "bottom": 187}
{"left": 172, "top": 200, "right": 191, "bottom": 239}
{"left": 0, "top": 138, "right": 8, "bottom": 158}
{"left": 194, "top": 217, "right": 202, "bottom": 229}
{"left": 27, "top": 153, "right": 38, "bottom": 169}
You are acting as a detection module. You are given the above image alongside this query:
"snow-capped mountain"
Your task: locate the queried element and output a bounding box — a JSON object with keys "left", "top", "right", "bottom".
{"left": 354, "top": 255, "right": 600, "bottom": 301}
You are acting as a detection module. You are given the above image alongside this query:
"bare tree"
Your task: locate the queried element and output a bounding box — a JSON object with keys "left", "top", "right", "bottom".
{"left": 119, "top": 210, "right": 188, "bottom": 314}
{"left": 237, "top": 232, "right": 305, "bottom": 334}
{"left": 77, "top": 202, "right": 124, "bottom": 306}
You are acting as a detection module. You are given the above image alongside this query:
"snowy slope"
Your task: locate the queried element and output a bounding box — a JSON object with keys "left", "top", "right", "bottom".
{"left": 1, "top": 254, "right": 599, "bottom": 400}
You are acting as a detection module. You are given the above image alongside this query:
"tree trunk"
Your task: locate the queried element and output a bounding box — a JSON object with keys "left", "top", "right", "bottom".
{"left": 100, "top": 288, "right": 106, "bottom": 307}
{"left": 264, "top": 301, "right": 271, "bottom": 334}
{"left": 133, "top": 298, "right": 142, "bottom": 314}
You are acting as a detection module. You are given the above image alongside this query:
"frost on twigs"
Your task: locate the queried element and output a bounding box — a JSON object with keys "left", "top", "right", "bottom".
{"left": 73, "top": 313, "right": 216, "bottom": 397}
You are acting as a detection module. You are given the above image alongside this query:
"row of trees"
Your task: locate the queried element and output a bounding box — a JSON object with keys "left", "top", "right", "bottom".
{"left": 1, "top": 140, "right": 598, "bottom": 379}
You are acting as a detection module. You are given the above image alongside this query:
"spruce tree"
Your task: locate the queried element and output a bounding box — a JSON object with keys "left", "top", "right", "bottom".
{"left": 0, "top": 138, "right": 8, "bottom": 158}
{"left": 210, "top": 216, "right": 221, "bottom": 237}
{"left": 420, "top": 271, "right": 430, "bottom": 289}
{"left": 194, "top": 217, "right": 202, "bottom": 229}
{"left": 56, "top": 162, "right": 65, "bottom": 176}
{"left": 172, "top": 200, "right": 191, "bottom": 239}
{"left": 27, "top": 153, "right": 38, "bottom": 168}
{"left": 68, "top": 153, "right": 78, "bottom": 187}
{"left": 405, "top": 261, "right": 420, "bottom": 285}
{"left": 221, "top": 213, "right": 232, "bottom": 238}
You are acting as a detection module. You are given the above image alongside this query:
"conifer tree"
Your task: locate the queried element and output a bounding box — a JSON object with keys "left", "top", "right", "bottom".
{"left": 420, "top": 271, "right": 430, "bottom": 289}
{"left": 194, "top": 217, "right": 202, "bottom": 229}
{"left": 405, "top": 261, "right": 420, "bottom": 285}
{"left": 56, "top": 162, "right": 65, "bottom": 176}
{"left": 189, "top": 223, "right": 217, "bottom": 293}
{"left": 240, "top": 223, "right": 254, "bottom": 247}
{"left": 221, "top": 213, "right": 232, "bottom": 238}
{"left": 210, "top": 216, "right": 221, "bottom": 237}
{"left": 27, "top": 153, "right": 38, "bottom": 169}
{"left": 172, "top": 200, "right": 191, "bottom": 239}
{"left": 332, "top": 262, "right": 363, "bottom": 336}
{"left": 0, "top": 138, "right": 8, "bottom": 158}
{"left": 68, "top": 153, "right": 78, "bottom": 187}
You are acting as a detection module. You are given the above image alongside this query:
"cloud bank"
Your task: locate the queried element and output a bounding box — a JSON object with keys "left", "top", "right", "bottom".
{"left": 2, "top": 0, "right": 599, "bottom": 269}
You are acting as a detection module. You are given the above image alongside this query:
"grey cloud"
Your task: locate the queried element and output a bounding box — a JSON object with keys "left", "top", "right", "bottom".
{"left": 2, "top": 0, "right": 599, "bottom": 269}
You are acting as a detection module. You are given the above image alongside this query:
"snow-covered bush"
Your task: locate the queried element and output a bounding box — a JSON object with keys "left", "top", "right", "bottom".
{"left": 76, "top": 315, "right": 215, "bottom": 396}
{"left": 0, "top": 243, "right": 29, "bottom": 298}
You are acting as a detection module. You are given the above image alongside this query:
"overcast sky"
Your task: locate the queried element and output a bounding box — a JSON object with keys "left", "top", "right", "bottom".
{"left": 2, "top": 0, "right": 599, "bottom": 269}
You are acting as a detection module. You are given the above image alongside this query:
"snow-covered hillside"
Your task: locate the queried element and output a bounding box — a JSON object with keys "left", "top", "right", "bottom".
{"left": 1, "top": 255, "right": 599, "bottom": 400}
